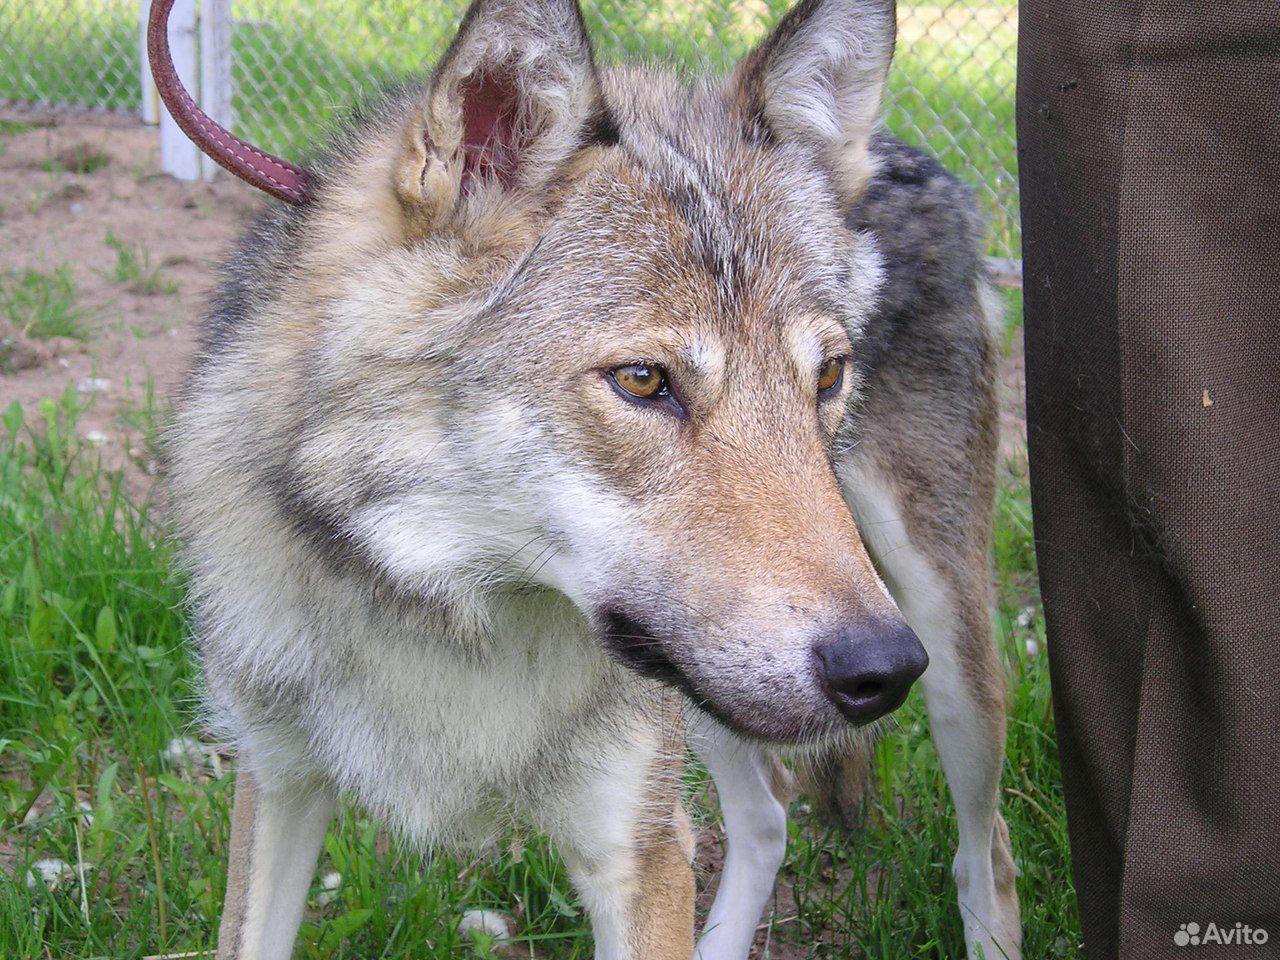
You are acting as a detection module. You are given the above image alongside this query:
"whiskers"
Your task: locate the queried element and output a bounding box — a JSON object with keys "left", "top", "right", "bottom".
{"left": 460, "top": 524, "right": 561, "bottom": 597}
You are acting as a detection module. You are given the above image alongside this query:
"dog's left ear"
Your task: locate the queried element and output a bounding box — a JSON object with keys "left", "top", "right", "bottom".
{"left": 731, "top": 0, "right": 895, "bottom": 199}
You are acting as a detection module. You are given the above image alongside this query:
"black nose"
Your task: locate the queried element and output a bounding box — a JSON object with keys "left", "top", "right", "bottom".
{"left": 815, "top": 618, "right": 929, "bottom": 723}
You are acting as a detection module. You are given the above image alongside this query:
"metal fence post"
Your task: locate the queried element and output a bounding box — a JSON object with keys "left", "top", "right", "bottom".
{"left": 199, "top": 0, "right": 234, "bottom": 182}
{"left": 139, "top": 0, "right": 159, "bottom": 125}
{"left": 157, "top": 0, "right": 202, "bottom": 180}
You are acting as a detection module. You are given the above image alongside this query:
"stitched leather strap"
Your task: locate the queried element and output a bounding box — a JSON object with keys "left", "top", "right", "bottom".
{"left": 147, "top": 0, "right": 314, "bottom": 204}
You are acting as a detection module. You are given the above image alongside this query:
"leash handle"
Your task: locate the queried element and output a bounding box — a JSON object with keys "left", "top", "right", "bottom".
{"left": 147, "top": 0, "right": 314, "bottom": 204}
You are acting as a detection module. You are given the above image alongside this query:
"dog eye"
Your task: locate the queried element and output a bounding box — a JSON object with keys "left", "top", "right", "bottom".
{"left": 610, "top": 363, "right": 670, "bottom": 400}
{"left": 817, "top": 357, "right": 845, "bottom": 396}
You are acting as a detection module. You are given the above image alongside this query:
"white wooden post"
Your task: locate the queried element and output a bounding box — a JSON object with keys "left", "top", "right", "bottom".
{"left": 158, "top": 0, "right": 202, "bottom": 181}
{"left": 139, "top": 0, "right": 159, "bottom": 124}
{"left": 199, "top": 0, "right": 234, "bottom": 182}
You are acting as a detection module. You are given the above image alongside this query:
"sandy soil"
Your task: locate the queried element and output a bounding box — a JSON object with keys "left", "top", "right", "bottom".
{"left": 0, "top": 110, "right": 263, "bottom": 489}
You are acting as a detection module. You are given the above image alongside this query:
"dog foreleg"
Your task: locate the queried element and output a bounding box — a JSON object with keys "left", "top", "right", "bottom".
{"left": 216, "top": 766, "right": 335, "bottom": 960}
{"left": 847, "top": 468, "right": 1021, "bottom": 960}
{"left": 689, "top": 715, "right": 789, "bottom": 960}
{"left": 560, "top": 805, "right": 696, "bottom": 960}
{"left": 549, "top": 722, "right": 695, "bottom": 960}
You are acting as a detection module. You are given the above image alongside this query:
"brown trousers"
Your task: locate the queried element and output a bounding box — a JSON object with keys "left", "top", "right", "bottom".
{"left": 1018, "top": 2, "right": 1280, "bottom": 957}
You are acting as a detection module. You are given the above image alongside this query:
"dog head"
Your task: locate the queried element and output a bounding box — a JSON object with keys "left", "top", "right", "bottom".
{"left": 289, "top": 0, "right": 925, "bottom": 743}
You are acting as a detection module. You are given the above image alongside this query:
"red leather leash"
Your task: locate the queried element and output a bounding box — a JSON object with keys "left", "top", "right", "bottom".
{"left": 146, "top": 0, "right": 314, "bottom": 204}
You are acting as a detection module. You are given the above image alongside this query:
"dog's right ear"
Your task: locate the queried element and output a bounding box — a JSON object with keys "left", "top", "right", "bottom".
{"left": 393, "top": 0, "right": 611, "bottom": 229}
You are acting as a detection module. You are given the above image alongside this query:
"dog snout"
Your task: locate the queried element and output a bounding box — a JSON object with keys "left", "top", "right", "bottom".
{"left": 815, "top": 618, "right": 929, "bottom": 724}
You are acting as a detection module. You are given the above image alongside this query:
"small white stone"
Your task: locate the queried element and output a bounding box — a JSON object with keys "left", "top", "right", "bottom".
{"left": 161, "top": 736, "right": 207, "bottom": 771}
{"left": 316, "top": 870, "right": 342, "bottom": 906}
{"left": 77, "top": 801, "right": 94, "bottom": 827}
{"left": 26, "top": 858, "right": 71, "bottom": 891}
{"left": 459, "top": 909, "right": 512, "bottom": 942}
{"left": 1015, "top": 606, "right": 1036, "bottom": 629}
{"left": 76, "top": 378, "right": 110, "bottom": 394}
{"left": 84, "top": 430, "right": 108, "bottom": 446}
{"left": 1026, "top": 637, "right": 1040, "bottom": 658}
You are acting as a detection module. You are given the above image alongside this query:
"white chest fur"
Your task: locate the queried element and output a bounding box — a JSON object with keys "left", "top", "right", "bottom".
{"left": 205, "top": 562, "right": 650, "bottom": 848}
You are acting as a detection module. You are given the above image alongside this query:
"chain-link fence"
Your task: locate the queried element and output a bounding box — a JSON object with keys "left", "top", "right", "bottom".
{"left": 0, "top": 0, "right": 1018, "bottom": 257}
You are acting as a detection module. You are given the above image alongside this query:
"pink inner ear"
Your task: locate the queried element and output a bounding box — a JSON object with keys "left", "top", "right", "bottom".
{"left": 460, "top": 67, "right": 522, "bottom": 189}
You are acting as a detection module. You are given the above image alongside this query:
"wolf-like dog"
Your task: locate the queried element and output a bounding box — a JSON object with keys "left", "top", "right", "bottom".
{"left": 167, "top": 0, "right": 1021, "bottom": 956}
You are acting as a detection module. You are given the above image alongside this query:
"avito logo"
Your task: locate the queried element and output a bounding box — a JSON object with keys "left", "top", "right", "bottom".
{"left": 1174, "top": 922, "right": 1269, "bottom": 947}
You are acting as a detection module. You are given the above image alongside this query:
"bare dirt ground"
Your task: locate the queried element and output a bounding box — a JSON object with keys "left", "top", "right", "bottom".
{"left": 0, "top": 110, "right": 263, "bottom": 489}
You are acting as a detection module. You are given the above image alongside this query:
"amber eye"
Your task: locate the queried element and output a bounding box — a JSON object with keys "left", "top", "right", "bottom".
{"left": 610, "top": 363, "right": 669, "bottom": 400}
{"left": 817, "top": 357, "right": 845, "bottom": 395}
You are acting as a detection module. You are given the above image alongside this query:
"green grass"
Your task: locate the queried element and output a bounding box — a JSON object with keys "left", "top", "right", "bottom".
{"left": 0, "top": 350, "right": 1078, "bottom": 958}
{"left": 39, "top": 144, "right": 112, "bottom": 176}
{"left": 0, "top": 0, "right": 1019, "bottom": 255}
{"left": 1, "top": 266, "right": 89, "bottom": 341}
{"left": 0, "top": 0, "right": 139, "bottom": 113}
{"left": 104, "top": 233, "right": 179, "bottom": 296}
{"left": 0, "top": 119, "right": 38, "bottom": 138}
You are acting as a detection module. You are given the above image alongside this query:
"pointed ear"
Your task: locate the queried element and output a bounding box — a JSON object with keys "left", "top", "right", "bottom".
{"left": 731, "top": 0, "right": 895, "bottom": 198}
{"left": 393, "top": 0, "right": 613, "bottom": 226}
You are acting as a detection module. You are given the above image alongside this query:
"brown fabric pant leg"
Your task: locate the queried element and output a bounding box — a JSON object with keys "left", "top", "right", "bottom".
{"left": 1018, "top": 3, "right": 1280, "bottom": 957}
